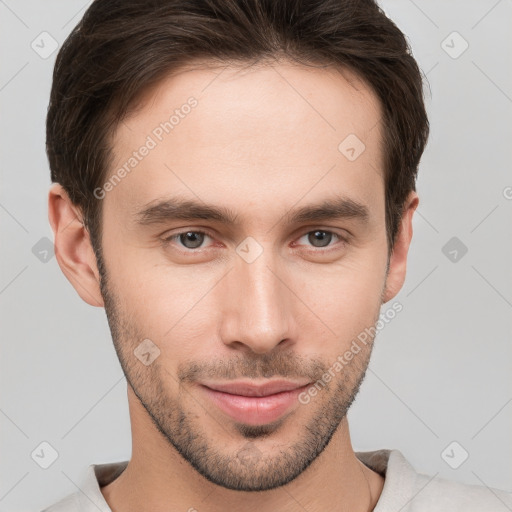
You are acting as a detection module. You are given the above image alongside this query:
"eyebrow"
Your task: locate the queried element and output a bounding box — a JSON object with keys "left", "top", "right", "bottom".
{"left": 134, "top": 195, "right": 370, "bottom": 227}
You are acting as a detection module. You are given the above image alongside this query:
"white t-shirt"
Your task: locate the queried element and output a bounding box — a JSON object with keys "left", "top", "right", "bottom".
{"left": 41, "top": 448, "right": 512, "bottom": 511}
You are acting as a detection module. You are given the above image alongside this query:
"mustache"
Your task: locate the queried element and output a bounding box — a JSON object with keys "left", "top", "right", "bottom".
{"left": 178, "top": 352, "right": 328, "bottom": 383}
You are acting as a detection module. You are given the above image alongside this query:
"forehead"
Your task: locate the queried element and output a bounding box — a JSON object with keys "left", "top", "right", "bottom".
{"left": 106, "top": 60, "right": 385, "bottom": 224}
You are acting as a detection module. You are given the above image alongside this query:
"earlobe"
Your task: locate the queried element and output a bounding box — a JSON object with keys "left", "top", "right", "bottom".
{"left": 382, "top": 191, "right": 419, "bottom": 304}
{"left": 48, "top": 183, "right": 104, "bottom": 307}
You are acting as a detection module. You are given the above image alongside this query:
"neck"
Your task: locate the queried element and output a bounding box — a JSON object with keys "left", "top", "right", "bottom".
{"left": 101, "top": 387, "right": 385, "bottom": 512}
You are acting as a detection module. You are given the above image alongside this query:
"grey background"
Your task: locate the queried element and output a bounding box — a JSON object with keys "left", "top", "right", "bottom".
{"left": 1, "top": 1, "right": 511, "bottom": 510}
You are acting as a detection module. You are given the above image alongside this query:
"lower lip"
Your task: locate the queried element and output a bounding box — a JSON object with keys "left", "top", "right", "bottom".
{"left": 200, "top": 384, "right": 310, "bottom": 425}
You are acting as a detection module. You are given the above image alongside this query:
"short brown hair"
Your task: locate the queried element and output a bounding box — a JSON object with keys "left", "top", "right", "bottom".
{"left": 46, "top": 0, "right": 429, "bottom": 260}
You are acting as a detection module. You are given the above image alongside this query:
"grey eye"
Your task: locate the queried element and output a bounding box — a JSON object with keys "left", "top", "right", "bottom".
{"left": 178, "top": 231, "right": 207, "bottom": 249}
{"left": 306, "top": 230, "right": 334, "bottom": 248}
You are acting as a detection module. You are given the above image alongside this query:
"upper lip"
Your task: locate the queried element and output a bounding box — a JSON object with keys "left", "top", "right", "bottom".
{"left": 201, "top": 379, "right": 311, "bottom": 397}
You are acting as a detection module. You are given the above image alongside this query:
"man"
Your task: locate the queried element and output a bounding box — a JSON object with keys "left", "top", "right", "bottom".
{"left": 42, "top": 0, "right": 511, "bottom": 511}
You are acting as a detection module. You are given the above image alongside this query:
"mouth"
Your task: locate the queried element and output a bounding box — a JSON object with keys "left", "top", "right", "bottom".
{"left": 199, "top": 379, "right": 312, "bottom": 426}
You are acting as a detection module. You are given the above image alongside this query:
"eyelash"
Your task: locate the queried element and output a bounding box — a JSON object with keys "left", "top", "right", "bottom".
{"left": 161, "top": 228, "right": 348, "bottom": 253}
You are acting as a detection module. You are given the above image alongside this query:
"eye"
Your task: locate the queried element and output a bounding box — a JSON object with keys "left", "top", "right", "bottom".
{"left": 161, "top": 228, "right": 347, "bottom": 254}
{"left": 162, "top": 230, "right": 213, "bottom": 250}
{"left": 295, "top": 230, "right": 345, "bottom": 250}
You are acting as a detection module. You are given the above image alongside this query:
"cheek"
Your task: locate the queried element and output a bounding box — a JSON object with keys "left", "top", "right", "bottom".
{"left": 292, "top": 253, "right": 388, "bottom": 346}
{"left": 105, "top": 253, "right": 219, "bottom": 366}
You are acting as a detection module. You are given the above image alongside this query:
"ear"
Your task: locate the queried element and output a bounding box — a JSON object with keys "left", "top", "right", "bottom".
{"left": 48, "top": 183, "right": 104, "bottom": 307}
{"left": 382, "top": 191, "right": 419, "bottom": 303}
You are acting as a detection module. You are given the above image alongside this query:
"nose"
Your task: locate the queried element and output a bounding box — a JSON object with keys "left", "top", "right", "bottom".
{"left": 219, "top": 249, "right": 293, "bottom": 355}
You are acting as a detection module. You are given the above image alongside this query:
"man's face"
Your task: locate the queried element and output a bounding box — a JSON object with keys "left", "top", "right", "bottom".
{"left": 99, "top": 61, "right": 389, "bottom": 491}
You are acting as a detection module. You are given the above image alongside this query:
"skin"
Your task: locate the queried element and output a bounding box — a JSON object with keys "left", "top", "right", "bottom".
{"left": 48, "top": 60, "right": 418, "bottom": 512}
